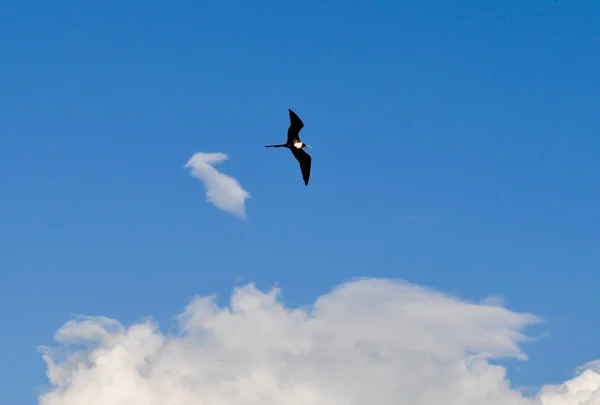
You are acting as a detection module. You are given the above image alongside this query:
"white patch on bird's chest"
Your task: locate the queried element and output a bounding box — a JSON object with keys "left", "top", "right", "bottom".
{"left": 293, "top": 142, "right": 303, "bottom": 149}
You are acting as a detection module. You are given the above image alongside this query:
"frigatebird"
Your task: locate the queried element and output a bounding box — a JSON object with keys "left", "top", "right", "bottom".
{"left": 265, "top": 109, "right": 312, "bottom": 186}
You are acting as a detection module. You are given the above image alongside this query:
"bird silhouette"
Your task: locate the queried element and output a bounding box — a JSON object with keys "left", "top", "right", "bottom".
{"left": 265, "top": 109, "right": 312, "bottom": 186}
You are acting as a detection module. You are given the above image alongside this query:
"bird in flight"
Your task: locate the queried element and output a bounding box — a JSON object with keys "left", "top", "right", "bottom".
{"left": 265, "top": 109, "right": 312, "bottom": 186}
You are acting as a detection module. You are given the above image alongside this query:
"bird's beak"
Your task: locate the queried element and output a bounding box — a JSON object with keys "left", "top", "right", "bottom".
{"left": 306, "top": 145, "right": 312, "bottom": 148}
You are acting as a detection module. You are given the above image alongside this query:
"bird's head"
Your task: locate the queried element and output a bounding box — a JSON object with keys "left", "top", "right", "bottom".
{"left": 303, "top": 143, "right": 312, "bottom": 149}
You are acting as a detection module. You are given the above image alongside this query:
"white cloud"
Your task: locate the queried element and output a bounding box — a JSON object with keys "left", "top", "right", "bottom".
{"left": 184, "top": 152, "right": 250, "bottom": 219}
{"left": 537, "top": 369, "right": 600, "bottom": 405}
{"left": 37, "top": 278, "right": 600, "bottom": 405}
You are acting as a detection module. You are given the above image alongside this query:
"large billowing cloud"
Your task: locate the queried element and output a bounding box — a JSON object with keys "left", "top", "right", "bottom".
{"left": 37, "top": 278, "right": 600, "bottom": 405}
{"left": 184, "top": 152, "right": 250, "bottom": 219}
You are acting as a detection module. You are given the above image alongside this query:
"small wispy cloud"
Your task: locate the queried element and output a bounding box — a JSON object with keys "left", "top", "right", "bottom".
{"left": 184, "top": 152, "right": 250, "bottom": 219}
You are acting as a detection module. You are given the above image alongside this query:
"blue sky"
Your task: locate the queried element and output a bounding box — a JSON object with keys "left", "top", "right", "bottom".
{"left": 2, "top": 1, "right": 600, "bottom": 404}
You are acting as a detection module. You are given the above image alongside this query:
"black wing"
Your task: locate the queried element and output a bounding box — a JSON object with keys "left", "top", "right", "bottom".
{"left": 291, "top": 147, "right": 311, "bottom": 186}
{"left": 287, "top": 109, "right": 304, "bottom": 145}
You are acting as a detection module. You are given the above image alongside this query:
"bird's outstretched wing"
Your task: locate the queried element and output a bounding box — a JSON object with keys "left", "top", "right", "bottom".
{"left": 291, "top": 147, "right": 311, "bottom": 186}
{"left": 287, "top": 109, "right": 304, "bottom": 145}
